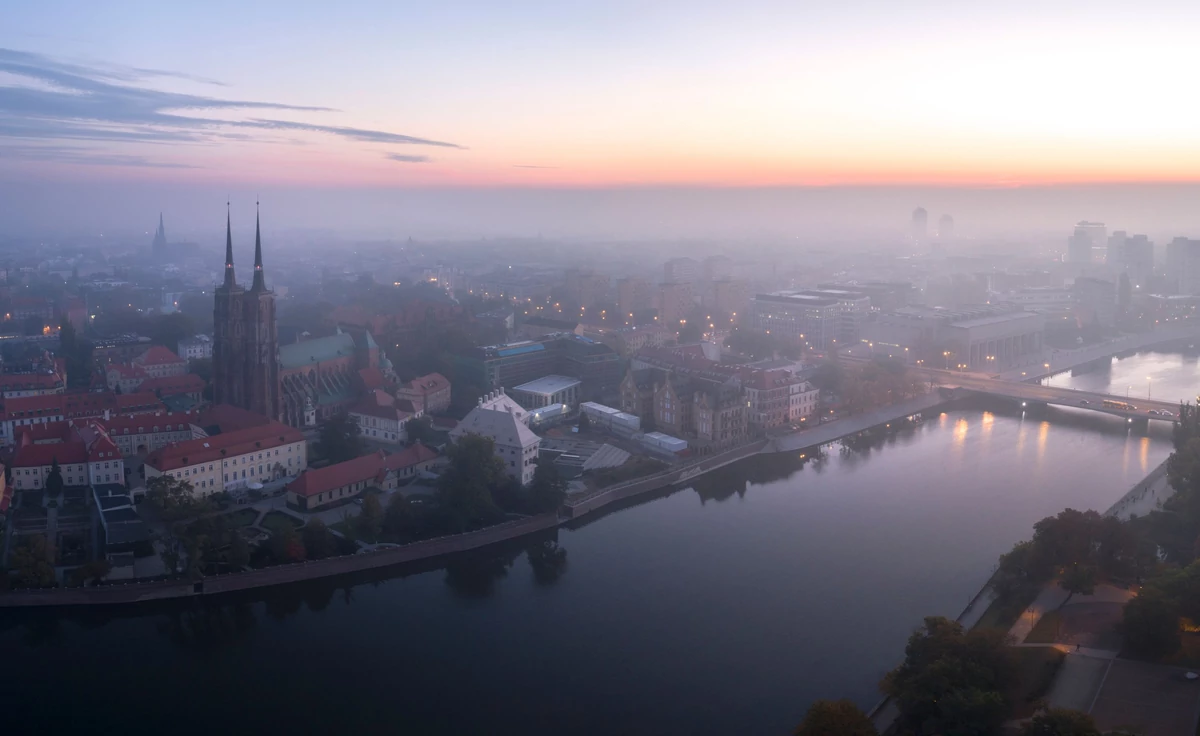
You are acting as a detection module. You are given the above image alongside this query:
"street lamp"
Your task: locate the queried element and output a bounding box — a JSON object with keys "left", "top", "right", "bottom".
{"left": 1147, "top": 376, "right": 1152, "bottom": 399}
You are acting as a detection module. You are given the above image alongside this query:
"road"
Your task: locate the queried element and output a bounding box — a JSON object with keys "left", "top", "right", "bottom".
{"left": 920, "top": 368, "right": 1180, "bottom": 420}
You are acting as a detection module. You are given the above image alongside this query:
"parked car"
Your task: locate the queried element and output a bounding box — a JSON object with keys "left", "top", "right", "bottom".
{"left": 1079, "top": 400, "right": 1089, "bottom": 405}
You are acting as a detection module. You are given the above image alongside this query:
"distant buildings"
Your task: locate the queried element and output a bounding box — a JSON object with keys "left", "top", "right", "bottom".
{"left": 1068, "top": 221, "right": 1107, "bottom": 264}
{"left": 462, "top": 334, "right": 621, "bottom": 399}
{"left": 658, "top": 281, "right": 694, "bottom": 327}
{"left": 1106, "top": 232, "right": 1153, "bottom": 289}
{"left": 0, "top": 391, "right": 164, "bottom": 446}
{"left": 862, "top": 306, "right": 1044, "bottom": 369}
{"left": 286, "top": 444, "right": 439, "bottom": 511}
{"left": 938, "top": 214, "right": 955, "bottom": 243}
{"left": 1167, "top": 237, "right": 1200, "bottom": 295}
{"left": 616, "top": 277, "right": 654, "bottom": 319}
{"left": 911, "top": 207, "right": 928, "bottom": 247}
{"left": 1073, "top": 277, "right": 1117, "bottom": 326}
{"left": 663, "top": 257, "right": 700, "bottom": 285}
{"left": 750, "top": 291, "right": 841, "bottom": 349}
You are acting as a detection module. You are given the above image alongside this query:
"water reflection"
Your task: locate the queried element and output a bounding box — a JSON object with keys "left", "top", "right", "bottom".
{"left": 158, "top": 603, "right": 257, "bottom": 652}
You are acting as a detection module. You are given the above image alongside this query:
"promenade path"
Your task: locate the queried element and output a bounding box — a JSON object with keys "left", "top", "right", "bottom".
{"left": 770, "top": 392, "right": 946, "bottom": 453}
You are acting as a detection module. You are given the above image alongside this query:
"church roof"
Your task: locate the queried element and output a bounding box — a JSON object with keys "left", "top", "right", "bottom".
{"left": 279, "top": 332, "right": 357, "bottom": 370}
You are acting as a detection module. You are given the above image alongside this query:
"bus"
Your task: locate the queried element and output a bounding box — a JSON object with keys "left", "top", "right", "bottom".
{"left": 1102, "top": 399, "right": 1134, "bottom": 411}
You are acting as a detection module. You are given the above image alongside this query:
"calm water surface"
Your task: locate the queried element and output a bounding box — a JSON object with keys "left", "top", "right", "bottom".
{"left": 0, "top": 395, "right": 1175, "bottom": 735}
{"left": 1042, "top": 347, "right": 1200, "bottom": 405}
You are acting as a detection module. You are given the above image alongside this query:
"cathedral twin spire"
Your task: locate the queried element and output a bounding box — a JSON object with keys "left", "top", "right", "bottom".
{"left": 222, "top": 202, "right": 268, "bottom": 292}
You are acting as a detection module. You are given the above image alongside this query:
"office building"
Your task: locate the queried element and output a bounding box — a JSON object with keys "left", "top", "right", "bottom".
{"left": 911, "top": 207, "right": 928, "bottom": 246}
{"left": 749, "top": 292, "right": 841, "bottom": 349}
{"left": 658, "top": 281, "right": 694, "bottom": 327}
{"left": 1067, "top": 221, "right": 1106, "bottom": 264}
{"left": 663, "top": 257, "right": 700, "bottom": 285}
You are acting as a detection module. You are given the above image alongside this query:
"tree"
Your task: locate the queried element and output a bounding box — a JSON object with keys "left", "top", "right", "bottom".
{"left": 227, "top": 533, "right": 251, "bottom": 569}
{"left": 316, "top": 412, "right": 364, "bottom": 464}
{"left": 1121, "top": 590, "right": 1181, "bottom": 659}
{"left": 1058, "top": 563, "right": 1096, "bottom": 607}
{"left": 406, "top": 415, "right": 439, "bottom": 447}
{"left": 437, "top": 434, "right": 505, "bottom": 531}
{"left": 1020, "top": 708, "right": 1101, "bottom": 736}
{"left": 302, "top": 518, "right": 337, "bottom": 559}
{"left": 148, "top": 312, "right": 195, "bottom": 351}
{"left": 527, "top": 461, "right": 568, "bottom": 513}
{"left": 882, "top": 617, "right": 1017, "bottom": 736}
{"left": 45, "top": 457, "right": 64, "bottom": 497}
{"left": 269, "top": 524, "right": 307, "bottom": 564}
{"left": 384, "top": 492, "right": 419, "bottom": 540}
{"left": 794, "top": 699, "right": 878, "bottom": 736}
{"left": 144, "top": 474, "right": 204, "bottom": 522}
{"left": 73, "top": 559, "right": 111, "bottom": 586}
{"left": 11, "top": 536, "right": 56, "bottom": 588}
{"left": 578, "top": 411, "right": 591, "bottom": 432}
{"left": 355, "top": 495, "right": 384, "bottom": 541}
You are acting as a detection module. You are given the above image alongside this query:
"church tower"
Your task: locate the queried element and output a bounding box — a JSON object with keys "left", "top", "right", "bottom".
{"left": 151, "top": 213, "right": 168, "bottom": 256}
{"left": 212, "top": 205, "right": 281, "bottom": 420}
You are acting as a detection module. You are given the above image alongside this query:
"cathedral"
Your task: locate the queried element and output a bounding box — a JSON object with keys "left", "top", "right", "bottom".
{"left": 212, "top": 207, "right": 282, "bottom": 421}
{"left": 212, "top": 208, "right": 394, "bottom": 427}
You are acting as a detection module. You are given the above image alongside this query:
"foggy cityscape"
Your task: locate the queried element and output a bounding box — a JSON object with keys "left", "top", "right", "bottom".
{"left": 5, "top": 3, "right": 1200, "bottom": 736}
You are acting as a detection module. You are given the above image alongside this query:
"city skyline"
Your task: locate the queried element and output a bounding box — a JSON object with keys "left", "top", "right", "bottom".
{"left": 6, "top": 1, "right": 1200, "bottom": 189}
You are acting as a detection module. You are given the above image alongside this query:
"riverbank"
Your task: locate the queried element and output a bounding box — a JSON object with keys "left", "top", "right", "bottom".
{"left": 1104, "top": 458, "right": 1172, "bottom": 521}
{"left": 0, "top": 393, "right": 951, "bottom": 607}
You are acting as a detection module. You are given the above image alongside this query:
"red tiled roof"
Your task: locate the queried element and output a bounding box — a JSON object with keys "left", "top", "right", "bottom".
{"left": 139, "top": 373, "right": 205, "bottom": 396}
{"left": 106, "top": 364, "right": 144, "bottom": 379}
{"left": 0, "top": 373, "right": 63, "bottom": 391}
{"left": 358, "top": 367, "right": 386, "bottom": 391}
{"left": 743, "top": 369, "right": 804, "bottom": 390}
{"left": 349, "top": 399, "right": 414, "bottom": 423}
{"left": 381, "top": 442, "right": 437, "bottom": 471}
{"left": 135, "top": 346, "right": 185, "bottom": 366}
{"left": 14, "top": 420, "right": 73, "bottom": 444}
{"left": 101, "top": 410, "right": 200, "bottom": 434}
{"left": 401, "top": 372, "right": 450, "bottom": 396}
{"left": 287, "top": 450, "right": 386, "bottom": 498}
{"left": 12, "top": 441, "right": 88, "bottom": 467}
{"left": 145, "top": 421, "right": 304, "bottom": 472}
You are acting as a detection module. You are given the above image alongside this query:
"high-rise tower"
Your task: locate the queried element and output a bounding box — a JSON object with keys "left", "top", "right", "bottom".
{"left": 212, "top": 205, "right": 281, "bottom": 420}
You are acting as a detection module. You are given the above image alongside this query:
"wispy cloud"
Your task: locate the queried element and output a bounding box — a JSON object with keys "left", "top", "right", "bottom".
{"left": 513, "top": 164, "right": 558, "bottom": 169}
{"left": 0, "top": 47, "right": 465, "bottom": 165}
{"left": 385, "top": 153, "right": 432, "bottom": 163}
{"left": 0, "top": 144, "right": 198, "bottom": 168}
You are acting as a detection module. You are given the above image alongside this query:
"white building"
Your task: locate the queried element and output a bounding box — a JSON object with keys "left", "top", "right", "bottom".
{"left": 349, "top": 396, "right": 421, "bottom": 446}
{"left": 177, "top": 335, "right": 213, "bottom": 361}
{"left": 450, "top": 404, "right": 541, "bottom": 486}
{"left": 476, "top": 388, "right": 531, "bottom": 425}
{"left": 143, "top": 421, "right": 308, "bottom": 496}
{"left": 511, "top": 375, "right": 582, "bottom": 409}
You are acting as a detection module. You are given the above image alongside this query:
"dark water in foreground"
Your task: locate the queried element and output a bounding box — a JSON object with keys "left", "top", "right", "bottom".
{"left": 0, "top": 400, "right": 1172, "bottom": 735}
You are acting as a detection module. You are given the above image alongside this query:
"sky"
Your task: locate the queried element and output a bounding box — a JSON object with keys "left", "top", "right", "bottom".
{"left": 4, "top": 1, "right": 1200, "bottom": 238}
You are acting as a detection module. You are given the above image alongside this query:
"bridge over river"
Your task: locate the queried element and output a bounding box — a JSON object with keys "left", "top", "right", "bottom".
{"left": 927, "top": 370, "right": 1181, "bottom": 423}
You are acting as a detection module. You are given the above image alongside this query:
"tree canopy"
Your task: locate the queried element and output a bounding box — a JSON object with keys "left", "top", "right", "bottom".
{"left": 316, "top": 412, "right": 365, "bottom": 464}
{"left": 1019, "top": 708, "right": 1100, "bottom": 736}
{"left": 437, "top": 434, "right": 506, "bottom": 531}
{"left": 882, "top": 616, "right": 1017, "bottom": 736}
{"left": 794, "top": 699, "right": 878, "bottom": 736}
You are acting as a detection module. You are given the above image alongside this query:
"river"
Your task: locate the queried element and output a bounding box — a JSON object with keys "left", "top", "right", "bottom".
{"left": 0, "top": 386, "right": 1180, "bottom": 734}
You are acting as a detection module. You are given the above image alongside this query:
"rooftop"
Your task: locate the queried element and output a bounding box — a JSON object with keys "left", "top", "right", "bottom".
{"left": 145, "top": 421, "right": 304, "bottom": 472}
{"left": 288, "top": 450, "right": 386, "bottom": 498}
{"left": 512, "top": 374, "right": 582, "bottom": 396}
{"left": 451, "top": 405, "right": 540, "bottom": 449}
